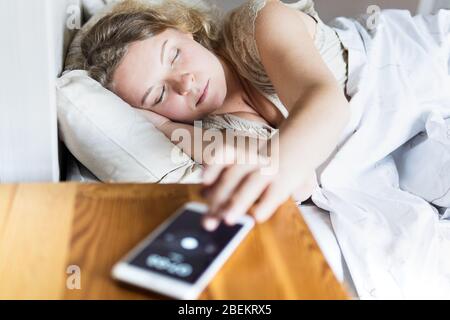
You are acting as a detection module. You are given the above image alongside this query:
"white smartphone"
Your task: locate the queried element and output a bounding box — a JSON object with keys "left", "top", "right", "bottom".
{"left": 112, "top": 202, "right": 254, "bottom": 300}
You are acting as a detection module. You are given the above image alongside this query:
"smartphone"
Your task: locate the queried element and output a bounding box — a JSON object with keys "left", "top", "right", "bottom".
{"left": 112, "top": 202, "right": 254, "bottom": 300}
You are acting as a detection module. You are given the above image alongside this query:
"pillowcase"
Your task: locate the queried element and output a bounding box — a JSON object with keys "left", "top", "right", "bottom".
{"left": 57, "top": 70, "right": 203, "bottom": 183}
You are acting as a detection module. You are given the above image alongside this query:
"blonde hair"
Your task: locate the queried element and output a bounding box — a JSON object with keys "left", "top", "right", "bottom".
{"left": 80, "top": 0, "right": 223, "bottom": 88}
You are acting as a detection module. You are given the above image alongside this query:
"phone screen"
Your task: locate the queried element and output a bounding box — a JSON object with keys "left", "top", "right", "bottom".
{"left": 129, "top": 209, "right": 243, "bottom": 284}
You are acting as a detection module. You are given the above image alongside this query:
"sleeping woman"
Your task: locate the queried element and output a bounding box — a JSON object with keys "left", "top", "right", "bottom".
{"left": 79, "top": 0, "right": 352, "bottom": 230}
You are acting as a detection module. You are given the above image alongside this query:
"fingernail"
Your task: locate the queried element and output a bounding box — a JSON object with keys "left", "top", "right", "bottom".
{"left": 204, "top": 217, "right": 219, "bottom": 232}
{"left": 224, "top": 214, "right": 236, "bottom": 226}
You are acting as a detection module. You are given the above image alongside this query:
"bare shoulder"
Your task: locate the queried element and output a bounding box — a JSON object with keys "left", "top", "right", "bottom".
{"left": 253, "top": 0, "right": 340, "bottom": 110}
{"left": 255, "top": 0, "right": 317, "bottom": 42}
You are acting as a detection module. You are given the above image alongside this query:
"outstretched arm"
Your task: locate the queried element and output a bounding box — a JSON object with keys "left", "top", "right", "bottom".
{"left": 202, "top": 0, "right": 350, "bottom": 229}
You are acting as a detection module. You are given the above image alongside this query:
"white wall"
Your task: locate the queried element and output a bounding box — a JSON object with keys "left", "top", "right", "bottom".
{"left": 314, "top": 0, "right": 420, "bottom": 22}
{"left": 0, "top": 0, "right": 79, "bottom": 183}
{"left": 418, "top": 0, "right": 450, "bottom": 14}
{"left": 213, "top": 0, "right": 421, "bottom": 19}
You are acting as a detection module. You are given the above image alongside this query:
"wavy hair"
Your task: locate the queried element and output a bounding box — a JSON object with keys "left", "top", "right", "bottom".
{"left": 79, "top": 0, "right": 223, "bottom": 88}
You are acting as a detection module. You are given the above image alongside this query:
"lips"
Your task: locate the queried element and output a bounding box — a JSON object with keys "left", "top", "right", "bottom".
{"left": 196, "top": 80, "right": 209, "bottom": 106}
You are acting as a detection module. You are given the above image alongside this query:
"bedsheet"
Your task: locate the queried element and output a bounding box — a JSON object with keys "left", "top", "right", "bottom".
{"left": 311, "top": 9, "right": 450, "bottom": 299}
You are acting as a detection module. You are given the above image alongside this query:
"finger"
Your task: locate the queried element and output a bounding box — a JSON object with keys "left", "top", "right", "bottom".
{"left": 219, "top": 171, "right": 272, "bottom": 225}
{"left": 206, "top": 165, "right": 256, "bottom": 215}
{"left": 252, "top": 184, "right": 289, "bottom": 223}
{"left": 202, "top": 215, "right": 220, "bottom": 232}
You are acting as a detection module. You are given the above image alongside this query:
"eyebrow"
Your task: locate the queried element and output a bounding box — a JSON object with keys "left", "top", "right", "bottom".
{"left": 140, "top": 39, "right": 169, "bottom": 106}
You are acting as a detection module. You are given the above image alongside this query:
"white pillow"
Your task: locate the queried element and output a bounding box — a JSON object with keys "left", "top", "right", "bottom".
{"left": 57, "top": 70, "right": 203, "bottom": 183}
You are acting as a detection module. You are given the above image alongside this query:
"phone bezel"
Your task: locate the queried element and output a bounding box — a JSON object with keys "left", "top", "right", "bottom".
{"left": 111, "top": 201, "right": 254, "bottom": 300}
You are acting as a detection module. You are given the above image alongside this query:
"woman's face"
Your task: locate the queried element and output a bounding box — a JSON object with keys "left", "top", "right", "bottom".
{"left": 112, "top": 28, "right": 227, "bottom": 123}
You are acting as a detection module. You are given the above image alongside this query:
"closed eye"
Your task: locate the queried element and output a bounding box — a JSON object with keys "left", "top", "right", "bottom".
{"left": 155, "top": 85, "right": 165, "bottom": 105}
{"left": 154, "top": 50, "right": 179, "bottom": 106}
{"left": 172, "top": 49, "right": 180, "bottom": 64}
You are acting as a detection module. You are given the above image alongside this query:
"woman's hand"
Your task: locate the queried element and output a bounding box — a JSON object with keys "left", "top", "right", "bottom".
{"left": 137, "top": 109, "right": 171, "bottom": 130}
{"left": 201, "top": 143, "right": 316, "bottom": 231}
{"left": 198, "top": 0, "right": 349, "bottom": 233}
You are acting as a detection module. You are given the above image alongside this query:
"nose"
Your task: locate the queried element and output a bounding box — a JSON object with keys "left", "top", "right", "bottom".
{"left": 175, "top": 72, "right": 195, "bottom": 96}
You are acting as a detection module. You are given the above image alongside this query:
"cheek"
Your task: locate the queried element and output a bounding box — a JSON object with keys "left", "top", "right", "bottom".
{"left": 156, "top": 98, "right": 196, "bottom": 122}
{"left": 187, "top": 45, "right": 215, "bottom": 72}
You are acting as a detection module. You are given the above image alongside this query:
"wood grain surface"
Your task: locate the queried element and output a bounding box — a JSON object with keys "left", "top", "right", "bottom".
{"left": 0, "top": 183, "right": 348, "bottom": 300}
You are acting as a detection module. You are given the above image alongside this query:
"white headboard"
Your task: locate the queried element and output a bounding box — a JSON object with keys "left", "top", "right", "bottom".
{"left": 0, "top": 0, "right": 81, "bottom": 183}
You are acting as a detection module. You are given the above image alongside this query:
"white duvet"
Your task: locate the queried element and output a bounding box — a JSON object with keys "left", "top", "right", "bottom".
{"left": 311, "top": 9, "right": 450, "bottom": 299}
